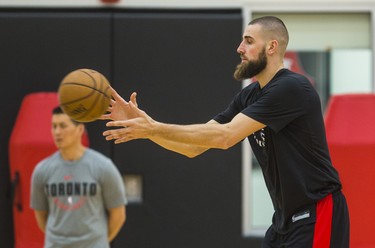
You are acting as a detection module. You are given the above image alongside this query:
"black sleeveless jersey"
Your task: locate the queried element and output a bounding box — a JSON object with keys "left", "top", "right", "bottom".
{"left": 214, "top": 69, "right": 341, "bottom": 233}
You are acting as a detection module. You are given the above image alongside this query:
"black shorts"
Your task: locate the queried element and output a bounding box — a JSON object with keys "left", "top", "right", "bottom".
{"left": 263, "top": 191, "right": 349, "bottom": 248}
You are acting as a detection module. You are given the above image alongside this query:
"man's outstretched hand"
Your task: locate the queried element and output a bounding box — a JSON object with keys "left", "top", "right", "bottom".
{"left": 100, "top": 87, "right": 139, "bottom": 121}
{"left": 102, "top": 87, "right": 156, "bottom": 144}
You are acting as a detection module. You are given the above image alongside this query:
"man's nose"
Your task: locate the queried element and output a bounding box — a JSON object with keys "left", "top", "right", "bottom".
{"left": 53, "top": 127, "right": 61, "bottom": 134}
{"left": 237, "top": 41, "right": 245, "bottom": 55}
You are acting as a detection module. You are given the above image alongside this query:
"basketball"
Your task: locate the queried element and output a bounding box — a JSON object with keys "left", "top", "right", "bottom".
{"left": 58, "top": 68, "right": 112, "bottom": 122}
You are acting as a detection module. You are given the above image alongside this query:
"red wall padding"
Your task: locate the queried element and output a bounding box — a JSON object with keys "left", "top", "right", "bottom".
{"left": 9, "top": 92, "right": 89, "bottom": 248}
{"left": 325, "top": 94, "right": 375, "bottom": 248}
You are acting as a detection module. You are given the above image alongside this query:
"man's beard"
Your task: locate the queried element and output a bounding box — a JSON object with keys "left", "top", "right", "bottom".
{"left": 233, "top": 48, "right": 267, "bottom": 81}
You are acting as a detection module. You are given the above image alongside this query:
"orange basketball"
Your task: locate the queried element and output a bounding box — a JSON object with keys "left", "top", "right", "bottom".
{"left": 58, "top": 69, "right": 111, "bottom": 122}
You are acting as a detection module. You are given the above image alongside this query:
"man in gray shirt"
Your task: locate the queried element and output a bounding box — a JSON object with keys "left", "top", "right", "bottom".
{"left": 31, "top": 106, "right": 127, "bottom": 248}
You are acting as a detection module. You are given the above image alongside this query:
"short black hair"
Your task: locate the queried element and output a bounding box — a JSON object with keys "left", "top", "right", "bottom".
{"left": 52, "top": 106, "right": 64, "bottom": 115}
{"left": 52, "top": 106, "right": 82, "bottom": 125}
{"left": 249, "top": 16, "right": 289, "bottom": 53}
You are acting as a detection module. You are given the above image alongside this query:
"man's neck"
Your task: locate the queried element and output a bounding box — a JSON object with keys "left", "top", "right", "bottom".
{"left": 257, "top": 63, "right": 285, "bottom": 88}
{"left": 60, "top": 145, "right": 86, "bottom": 161}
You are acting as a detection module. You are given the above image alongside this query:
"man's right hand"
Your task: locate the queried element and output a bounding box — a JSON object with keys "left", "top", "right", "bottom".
{"left": 100, "top": 87, "right": 139, "bottom": 121}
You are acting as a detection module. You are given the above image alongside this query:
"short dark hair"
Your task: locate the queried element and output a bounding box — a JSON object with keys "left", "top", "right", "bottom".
{"left": 52, "top": 106, "right": 64, "bottom": 115}
{"left": 52, "top": 106, "right": 82, "bottom": 125}
{"left": 249, "top": 16, "right": 289, "bottom": 53}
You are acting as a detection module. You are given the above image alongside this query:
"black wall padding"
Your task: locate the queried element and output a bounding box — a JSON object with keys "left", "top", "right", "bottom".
{"left": 0, "top": 9, "right": 263, "bottom": 248}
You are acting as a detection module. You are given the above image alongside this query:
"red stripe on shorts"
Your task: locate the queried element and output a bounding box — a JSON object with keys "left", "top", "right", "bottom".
{"left": 312, "top": 193, "right": 333, "bottom": 248}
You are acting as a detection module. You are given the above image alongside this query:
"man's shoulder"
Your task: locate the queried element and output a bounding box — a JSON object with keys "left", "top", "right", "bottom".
{"left": 275, "top": 69, "right": 310, "bottom": 85}
{"left": 266, "top": 70, "right": 313, "bottom": 96}
{"left": 85, "top": 148, "right": 110, "bottom": 160}
{"left": 84, "top": 148, "right": 113, "bottom": 168}
{"left": 36, "top": 151, "right": 60, "bottom": 168}
{"left": 32, "top": 151, "right": 60, "bottom": 178}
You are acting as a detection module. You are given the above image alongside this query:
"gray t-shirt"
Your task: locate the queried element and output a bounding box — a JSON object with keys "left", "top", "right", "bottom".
{"left": 30, "top": 148, "right": 127, "bottom": 248}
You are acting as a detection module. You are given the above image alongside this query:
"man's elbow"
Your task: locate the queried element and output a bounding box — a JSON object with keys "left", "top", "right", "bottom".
{"left": 183, "top": 147, "right": 208, "bottom": 158}
{"left": 215, "top": 134, "right": 238, "bottom": 150}
{"left": 185, "top": 152, "right": 201, "bottom": 159}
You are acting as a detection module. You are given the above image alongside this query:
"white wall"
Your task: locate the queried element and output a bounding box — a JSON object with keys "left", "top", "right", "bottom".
{"left": 331, "top": 49, "right": 372, "bottom": 94}
{"left": 253, "top": 13, "right": 371, "bottom": 50}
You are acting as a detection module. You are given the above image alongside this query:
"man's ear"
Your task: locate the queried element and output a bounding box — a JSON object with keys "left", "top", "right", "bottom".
{"left": 78, "top": 123, "right": 85, "bottom": 135}
{"left": 267, "top": 40, "right": 278, "bottom": 55}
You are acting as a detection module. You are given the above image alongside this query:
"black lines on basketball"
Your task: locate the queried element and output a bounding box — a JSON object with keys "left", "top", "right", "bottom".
{"left": 58, "top": 69, "right": 112, "bottom": 122}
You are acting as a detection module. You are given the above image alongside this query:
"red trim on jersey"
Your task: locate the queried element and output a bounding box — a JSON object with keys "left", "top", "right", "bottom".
{"left": 313, "top": 194, "right": 333, "bottom": 248}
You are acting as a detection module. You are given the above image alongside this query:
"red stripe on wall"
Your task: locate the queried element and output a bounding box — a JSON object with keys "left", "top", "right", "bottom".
{"left": 313, "top": 194, "right": 333, "bottom": 248}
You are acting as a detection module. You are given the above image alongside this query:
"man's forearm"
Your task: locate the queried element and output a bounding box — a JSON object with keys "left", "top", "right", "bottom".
{"left": 149, "top": 119, "right": 219, "bottom": 157}
{"left": 104, "top": 112, "right": 264, "bottom": 149}
{"left": 149, "top": 114, "right": 265, "bottom": 150}
{"left": 150, "top": 137, "right": 209, "bottom": 158}
{"left": 151, "top": 121, "right": 231, "bottom": 150}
